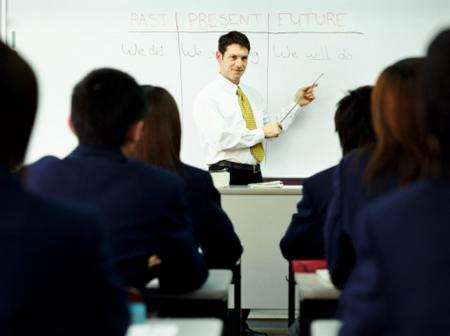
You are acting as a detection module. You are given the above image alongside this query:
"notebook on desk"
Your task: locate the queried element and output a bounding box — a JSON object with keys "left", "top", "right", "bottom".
{"left": 127, "top": 323, "right": 178, "bottom": 336}
{"left": 248, "top": 180, "right": 283, "bottom": 188}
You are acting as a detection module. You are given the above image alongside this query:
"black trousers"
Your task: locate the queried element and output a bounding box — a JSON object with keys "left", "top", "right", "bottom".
{"left": 228, "top": 166, "right": 262, "bottom": 185}
{"left": 209, "top": 163, "right": 263, "bottom": 185}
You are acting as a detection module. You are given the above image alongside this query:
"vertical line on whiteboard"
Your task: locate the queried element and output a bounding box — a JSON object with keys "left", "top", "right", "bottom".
{"left": 264, "top": 12, "right": 270, "bottom": 170}
{"left": 175, "top": 12, "right": 185, "bottom": 123}
{"left": 1, "top": 0, "right": 7, "bottom": 42}
{"left": 11, "top": 30, "right": 15, "bottom": 48}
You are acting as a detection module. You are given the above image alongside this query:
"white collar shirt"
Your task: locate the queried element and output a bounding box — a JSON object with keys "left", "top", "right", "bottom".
{"left": 193, "top": 74, "right": 301, "bottom": 165}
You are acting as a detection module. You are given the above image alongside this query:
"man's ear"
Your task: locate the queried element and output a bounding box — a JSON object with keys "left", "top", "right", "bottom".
{"left": 68, "top": 117, "right": 76, "bottom": 135}
{"left": 215, "top": 51, "right": 223, "bottom": 62}
{"left": 127, "top": 120, "right": 144, "bottom": 144}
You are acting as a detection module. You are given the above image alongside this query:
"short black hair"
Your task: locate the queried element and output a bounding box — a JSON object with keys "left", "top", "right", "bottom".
{"left": 424, "top": 28, "right": 450, "bottom": 174}
{"left": 0, "top": 41, "right": 38, "bottom": 169}
{"left": 218, "top": 31, "right": 251, "bottom": 55}
{"left": 71, "top": 68, "right": 147, "bottom": 149}
{"left": 334, "top": 85, "right": 375, "bottom": 155}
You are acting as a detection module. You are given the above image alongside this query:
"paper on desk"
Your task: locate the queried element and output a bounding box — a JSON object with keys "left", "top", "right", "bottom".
{"left": 126, "top": 323, "right": 178, "bottom": 336}
{"left": 248, "top": 180, "right": 284, "bottom": 188}
{"left": 210, "top": 170, "right": 230, "bottom": 188}
{"left": 146, "top": 278, "right": 160, "bottom": 288}
{"left": 315, "top": 269, "right": 334, "bottom": 288}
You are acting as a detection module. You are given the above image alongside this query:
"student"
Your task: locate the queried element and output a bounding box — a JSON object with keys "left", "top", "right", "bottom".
{"left": 280, "top": 86, "right": 375, "bottom": 261}
{"left": 193, "top": 31, "right": 316, "bottom": 185}
{"left": 0, "top": 42, "right": 128, "bottom": 335}
{"left": 324, "top": 57, "right": 426, "bottom": 289}
{"left": 338, "top": 28, "right": 450, "bottom": 336}
{"left": 24, "top": 68, "right": 208, "bottom": 291}
{"left": 129, "top": 85, "right": 243, "bottom": 269}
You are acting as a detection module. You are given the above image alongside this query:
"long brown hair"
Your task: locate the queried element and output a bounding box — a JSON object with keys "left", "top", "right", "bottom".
{"left": 365, "top": 57, "right": 439, "bottom": 184}
{"left": 133, "top": 85, "right": 181, "bottom": 173}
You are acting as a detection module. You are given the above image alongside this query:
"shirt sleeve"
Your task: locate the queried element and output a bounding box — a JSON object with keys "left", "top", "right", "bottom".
{"left": 278, "top": 102, "right": 302, "bottom": 130}
{"left": 193, "top": 93, "right": 264, "bottom": 150}
{"left": 256, "top": 88, "right": 302, "bottom": 130}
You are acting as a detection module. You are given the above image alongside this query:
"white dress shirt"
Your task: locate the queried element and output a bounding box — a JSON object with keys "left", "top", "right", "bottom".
{"left": 193, "top": 74, "right": 302, "bottom": 165}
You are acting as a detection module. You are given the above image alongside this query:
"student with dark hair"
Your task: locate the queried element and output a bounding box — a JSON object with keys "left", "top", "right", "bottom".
{"left": 334, "top": 86, "right": 375, "bottom": 155}
{"left": 324, "top": 57, "right": 427, "bottom": 289}
{"left": 338, "top": 28, "right": 450, "bottom": 336}
{"left": 25, "top": 68, "right": 208, "bottom": 291}
{"left": 280, "top": 86, "right": 375, "bottom": 261}
{"left": 194, "top": 31, "right": 317, "bottom": 185}
{"left": 70, "top": 69, "right": 148, "bottom": 149}
{"left": 0, "top": 42, "right": 128, "bottom": 335}
{"left": 129, "top": 85, "right": 243, "bottom": 269}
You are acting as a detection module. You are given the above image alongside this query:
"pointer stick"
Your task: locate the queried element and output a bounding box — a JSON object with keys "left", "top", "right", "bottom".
{"left": 311, "top": 72, "right": 324, "bottom": 87}
{"left": 279, "top": 73, "right": 323, "bottom": 123}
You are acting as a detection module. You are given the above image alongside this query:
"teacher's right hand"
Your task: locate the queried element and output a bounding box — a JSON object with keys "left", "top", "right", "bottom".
{"left": 264, "top": 122, "right": 282, "bottom": 138}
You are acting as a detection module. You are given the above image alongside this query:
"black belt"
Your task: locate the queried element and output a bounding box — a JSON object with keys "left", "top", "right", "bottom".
{"left": 209, "top": 160, "right": 261, "bottom": 173}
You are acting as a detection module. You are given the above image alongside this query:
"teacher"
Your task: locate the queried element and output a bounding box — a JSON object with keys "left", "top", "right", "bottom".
{"left": 193, "top": 31, "right": 317, "bottom": 185}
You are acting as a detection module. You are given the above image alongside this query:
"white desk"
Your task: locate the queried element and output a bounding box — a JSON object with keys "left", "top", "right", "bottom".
{"left": 145, "top": 269, "right": 232, "bottom": 300}
{"left": 143, "top": 270, "right": 232, "bottom": 320}
{"left": 219, "top": 186, "right": 301, "bottom": 315}
{"left": 294, "top": 273, "right": 340, "bottom": 336}
{"left": 126, "top": 318, "right": 223, "bottom": 336}
{"left": 294, "top": 273, "right": 340, "bottom": 300}
{"left": 311, "top": 320, "right": 341, "bottom": 336}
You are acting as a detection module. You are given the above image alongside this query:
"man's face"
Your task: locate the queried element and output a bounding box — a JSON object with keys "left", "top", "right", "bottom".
{"left": 216, "top": 43, "right": 249, "bottom": 85}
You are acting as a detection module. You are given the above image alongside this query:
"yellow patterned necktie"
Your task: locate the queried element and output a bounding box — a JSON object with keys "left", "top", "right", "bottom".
{"left": 236, "top": 87, "right": 265, "bottom": 162}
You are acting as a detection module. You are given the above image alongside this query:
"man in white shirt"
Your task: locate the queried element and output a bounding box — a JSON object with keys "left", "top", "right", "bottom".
{"left": 193, "top": 31, "right": 316, "bottom": 185}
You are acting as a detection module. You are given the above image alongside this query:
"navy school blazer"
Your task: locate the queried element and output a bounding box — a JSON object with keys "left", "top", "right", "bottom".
{"left": 324, "top": 149, "right": 398, "bottom": 289}
{"left": 24, "top": 146, "right": 208, "bottom": 291}
{"left": 280, "top": 166, "right": 335, "bottom": 261}
{"left": 339, "top": 179, "right": 450, "bottom": 336}
{"left": 179, "top": 163, "right": 243, "bottom": 269}
{"left": 0, "top": 166, "right": 128, "bottom": 336}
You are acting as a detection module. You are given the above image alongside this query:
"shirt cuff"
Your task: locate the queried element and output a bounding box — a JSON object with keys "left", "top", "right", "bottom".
{"left": 255, "top": 128, "right": 265, "bottom": 142}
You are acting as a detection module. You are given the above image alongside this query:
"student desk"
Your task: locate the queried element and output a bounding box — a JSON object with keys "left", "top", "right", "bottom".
{"left": 143, "top": 269, "right": 232, "bottom": 320}
{"left": 219, "top": 185, "right": 301, "bottom": 318}
{"left": 311, "top": 320, "right": 341, "bottom": 336}
{"left": 294, "top": 273, "right": 340, "bottom": 336}
{"left": 126, "top": 318, "right": 223, "bottom": 336}
{"left": 295, "top": 273, "right": 340, "bottom": 300}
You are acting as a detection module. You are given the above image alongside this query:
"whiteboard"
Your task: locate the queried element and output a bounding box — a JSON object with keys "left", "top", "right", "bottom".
{"left": 6, "top": 0, "right": 450, "bottom": 177}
